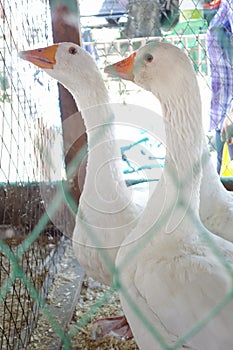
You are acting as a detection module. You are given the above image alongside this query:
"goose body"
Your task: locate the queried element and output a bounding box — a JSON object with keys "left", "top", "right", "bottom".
{"left": 199, "top": 156, "right": 233, "bottom": 239}
{"left": 105, "top": 42, "right": 233, "bottom": 349}
{"left": 19, "top": 43, "right": 145, "bottom": 286}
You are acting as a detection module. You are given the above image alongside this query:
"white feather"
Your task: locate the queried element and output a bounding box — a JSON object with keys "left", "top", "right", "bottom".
{"left": 113, "top": 42, "right": 233, "bottom": 349}
{"left": 42, "top": 42, "right": 147, "bottom": 284}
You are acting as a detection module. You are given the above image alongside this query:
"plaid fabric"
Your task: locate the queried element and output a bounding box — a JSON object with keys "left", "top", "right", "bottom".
{"left": 206, "top": 0, "right": 233, "bottom": 131}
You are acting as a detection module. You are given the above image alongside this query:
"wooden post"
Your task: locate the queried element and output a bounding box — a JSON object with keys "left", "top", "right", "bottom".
{"left": 49, "top": 0, "right": 87, "bottom": 205}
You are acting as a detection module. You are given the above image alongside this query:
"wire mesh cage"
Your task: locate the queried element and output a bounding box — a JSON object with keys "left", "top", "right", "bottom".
{"left": 1, "top": 0, "right": 233, "bottom": 349}
{"left": 0, "top": 1, "right": 72, "bottom": 349}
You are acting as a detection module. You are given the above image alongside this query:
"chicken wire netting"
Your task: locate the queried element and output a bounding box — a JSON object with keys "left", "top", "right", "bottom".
{"left": 0, "top": 0, "right": 71, "bottom": 349}
{"left": 1, "top": 0, "right": 233, "bottom": 349}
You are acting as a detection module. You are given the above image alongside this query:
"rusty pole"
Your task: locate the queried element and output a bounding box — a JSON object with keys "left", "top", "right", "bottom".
{"left": 49, "top": 0, "right": 87, "bottom": 205}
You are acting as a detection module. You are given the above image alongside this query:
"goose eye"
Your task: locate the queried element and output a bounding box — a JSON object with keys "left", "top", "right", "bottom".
{"left": 69, "top": 46, "right": 77, "bottom": 55}
{"left": 144, "top": 54, "right": 153, "bottom": 63}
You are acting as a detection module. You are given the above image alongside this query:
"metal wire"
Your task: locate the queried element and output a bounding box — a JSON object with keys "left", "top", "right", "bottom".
{"left": 0, "top": 0, "right": 68, "bottom": 349}
{"left": 0, "top": 0, "right": 233, "bottom": 349}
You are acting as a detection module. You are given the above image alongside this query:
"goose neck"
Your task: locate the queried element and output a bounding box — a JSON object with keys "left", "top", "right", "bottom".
{"left": 81, "top": 104, "right": 128, "bottom": 205}
{"left": 162, "top": 88, "right": 203, "bottom": 170}
{"left": 161, "top": 90, "right": 203, "bottom": 218}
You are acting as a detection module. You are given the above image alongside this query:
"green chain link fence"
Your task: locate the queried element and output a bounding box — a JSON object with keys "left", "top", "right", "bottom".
{"left": 1, "top": 0, "right": 233, "bottom": 349}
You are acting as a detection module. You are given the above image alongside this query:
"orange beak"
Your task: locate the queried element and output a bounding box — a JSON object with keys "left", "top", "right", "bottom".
{"left": 104, "top": 52, "right": 136, "bottom": 82}
{"left": 18, "top": 44, "right": 58, "bottom": 69}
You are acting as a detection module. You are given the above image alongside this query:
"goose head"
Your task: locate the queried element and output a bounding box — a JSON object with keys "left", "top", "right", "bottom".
{"left": 105, "top": 41, "right": 197, "bottom": 104}
{"left": 105, "top": 41, "right": 203, "bottom": 187}
{"left": 19, "top": 42, "right": 108, "bottom": 110}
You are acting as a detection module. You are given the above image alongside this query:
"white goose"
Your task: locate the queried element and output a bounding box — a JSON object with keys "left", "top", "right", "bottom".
{"left": 105, "top": 42, "right": 233, "bottom": 349}
{"left": 105, "top": 45, "right": 233, "bottom": 242}
{"left": 19, "top": 42, "right": 148, "bottom": 338}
